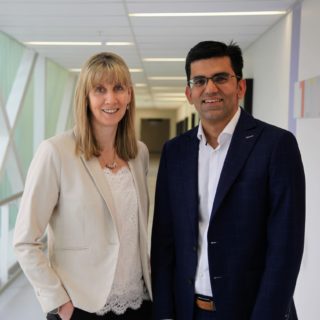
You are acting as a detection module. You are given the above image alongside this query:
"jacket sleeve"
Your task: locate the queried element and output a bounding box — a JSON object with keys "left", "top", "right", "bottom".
{"left": 151, "top": 143, "right": 176, "bottom": 319}
{"left": 251, "top": 131, "right": 305, "bottom": 320}
{"left": 13, "top": 140, "right": 70, "bottom": 313}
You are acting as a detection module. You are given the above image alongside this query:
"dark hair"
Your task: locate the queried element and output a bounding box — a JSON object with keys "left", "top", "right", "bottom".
{"left": 185, "top": 40, "right": 243, "bottom": 82}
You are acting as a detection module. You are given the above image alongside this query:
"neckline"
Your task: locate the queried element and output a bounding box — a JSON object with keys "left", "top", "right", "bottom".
{"left": 103, "top": 166, "right": 130, "bottom": 175}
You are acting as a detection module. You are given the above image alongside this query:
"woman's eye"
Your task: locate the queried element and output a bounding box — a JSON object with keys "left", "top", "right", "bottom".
{"left": 114, "top": 84, "right": 124, "bottom": 91}
{"left": 95, "top": 86, "right": 105, "bottom": 93}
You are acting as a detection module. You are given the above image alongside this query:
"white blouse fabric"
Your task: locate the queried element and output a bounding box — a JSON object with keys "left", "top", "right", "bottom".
{"left": 97, "top": 167, "right": 149, "bottom": 315}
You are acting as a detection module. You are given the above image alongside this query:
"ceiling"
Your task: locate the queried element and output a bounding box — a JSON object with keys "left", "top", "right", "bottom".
{"left": 0, "top": 0, "right": 299, "bottom": 109}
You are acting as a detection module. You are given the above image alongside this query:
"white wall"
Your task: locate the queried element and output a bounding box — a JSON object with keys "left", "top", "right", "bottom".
{"left": 243, "top": 13, "right": 292, "bottom": 129}
{"left": 243, "top": 1, "right": 320, "bottom": 318}
{"left": 294, "top": 0, "right": 320, "bottom": 319}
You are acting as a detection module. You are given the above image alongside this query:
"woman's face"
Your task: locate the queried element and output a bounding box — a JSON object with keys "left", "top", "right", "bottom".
{"left": 88, "top": 79, "right": 131, "bottom": 131}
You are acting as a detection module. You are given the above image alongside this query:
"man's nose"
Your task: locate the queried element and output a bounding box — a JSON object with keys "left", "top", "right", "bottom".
{"left": 205, "top": 78, "right": 219, "bottom": 91}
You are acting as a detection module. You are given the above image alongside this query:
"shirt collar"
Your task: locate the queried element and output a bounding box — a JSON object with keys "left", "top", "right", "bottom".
{"left": 197, "top": 107, "right": 241, "bottom": 145}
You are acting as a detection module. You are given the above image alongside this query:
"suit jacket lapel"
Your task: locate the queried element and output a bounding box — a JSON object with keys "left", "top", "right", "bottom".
{"left": 210, "top": 110, "right": 263, "bottom": 220}
{"left": 183, "top": 129, "right": 200, "bottom": 235}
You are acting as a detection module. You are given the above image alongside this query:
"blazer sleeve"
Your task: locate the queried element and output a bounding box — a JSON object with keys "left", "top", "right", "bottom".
{"left": 13, "top": 140, "right": 70, "bottom": 313}
{"left": 251, "top": 131, "right": 305, "bottom": 320}
{"left": 151, "top": 143, "right": 175, "bottom": 319}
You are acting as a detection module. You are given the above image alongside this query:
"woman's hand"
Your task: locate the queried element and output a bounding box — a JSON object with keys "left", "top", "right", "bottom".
{"left": 58, "top": 301, "right": 74, "bottom": 320}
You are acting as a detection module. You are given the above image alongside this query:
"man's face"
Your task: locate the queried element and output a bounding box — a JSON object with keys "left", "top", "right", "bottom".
{"left": 185, "top": 56, "right": 246, "bottom": 130}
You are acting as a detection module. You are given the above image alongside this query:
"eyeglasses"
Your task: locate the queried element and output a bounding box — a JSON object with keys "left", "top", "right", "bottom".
{"left": 188, "top": 72, "right": 240, "bottom": 89}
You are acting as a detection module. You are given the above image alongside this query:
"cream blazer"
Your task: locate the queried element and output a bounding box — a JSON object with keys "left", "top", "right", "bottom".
{"left": 13, "top": 130, "right": 152, "bottom": 313}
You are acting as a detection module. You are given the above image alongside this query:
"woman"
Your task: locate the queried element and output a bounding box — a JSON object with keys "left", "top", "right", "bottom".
{"left": 13, "top": 52, "right": 152, "bottom": 320}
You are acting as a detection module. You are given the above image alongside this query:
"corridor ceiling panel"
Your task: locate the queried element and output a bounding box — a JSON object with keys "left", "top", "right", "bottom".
{"left": 0, "top": 0, "right": 299, "bottom": 109}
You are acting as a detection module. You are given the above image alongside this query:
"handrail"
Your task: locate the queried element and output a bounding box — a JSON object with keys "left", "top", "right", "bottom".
{"left": 0, "top": 191, "right": 23, "bottom": 206}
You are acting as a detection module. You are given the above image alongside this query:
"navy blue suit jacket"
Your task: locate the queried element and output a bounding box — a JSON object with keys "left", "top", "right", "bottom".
{"left": 151, "top": 109, "right": 305, "bottom": 320}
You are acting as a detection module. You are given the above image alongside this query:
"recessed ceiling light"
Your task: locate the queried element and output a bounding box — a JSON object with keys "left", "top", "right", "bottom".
{"left": 149, "top": 76, "right": 186, "bottom": 80}
{"left": 152, "top": 86, "right": 186, "bottom": 90}
{"left": 70, "top": 68, "right": 143, "bottom": 73}
{"left": 143, "top": 58, "right": 185, "bottom": 62}
{"left": 135, "top": 83, "right": 147, "bottom": 87}
{"left": 25, "top": 41, "right": 102, "bottom": 46}
{"left": 155, "top": 97, "right": 187, "bottom": 101}
{"left": 129, "top": 11, "right": 286, "bottom": 17}
{"left": 153, "top": 93, "right": 186, "bottom": 97}
{"left": 105, "top": 42, "right": 134, "bottom": 46}
{"left": 129, "top": 68, "right": 143, "bottom": 73}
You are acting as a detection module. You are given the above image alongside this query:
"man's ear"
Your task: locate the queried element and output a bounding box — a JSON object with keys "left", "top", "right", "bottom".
{"left": 185, "top": 85, "right": 193, "bottom": 104}
{"left": 237, "top": 78, "right": 246, "bottom": 99}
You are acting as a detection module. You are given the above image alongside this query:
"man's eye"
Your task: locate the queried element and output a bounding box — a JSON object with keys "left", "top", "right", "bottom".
{"left": 193, "top": 78, "right": 206, "bottom": 86}
{"left": 213, "top": 74, "right": 228, "bottom": 84}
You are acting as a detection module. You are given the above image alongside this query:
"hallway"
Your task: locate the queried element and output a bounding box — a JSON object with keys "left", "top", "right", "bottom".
{"left": 0, "top": 154, "right": 160, "bottom": 320}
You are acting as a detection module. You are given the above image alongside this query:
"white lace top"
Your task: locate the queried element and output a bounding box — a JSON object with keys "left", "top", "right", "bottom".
{"left": 97, "top": 167, "right": 149, "bottom": 315}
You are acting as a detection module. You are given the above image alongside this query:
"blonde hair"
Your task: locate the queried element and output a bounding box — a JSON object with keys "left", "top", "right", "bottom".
{"left": 73, "top": 52, "right": 138, "bottom": 160}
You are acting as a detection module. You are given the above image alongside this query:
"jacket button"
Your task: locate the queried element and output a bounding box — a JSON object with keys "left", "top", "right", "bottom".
{"left": 192, "top": 245, "right": 197, "bottom": 251}
{"left": 188, "top": 278, "right": 193, "bottom": 285}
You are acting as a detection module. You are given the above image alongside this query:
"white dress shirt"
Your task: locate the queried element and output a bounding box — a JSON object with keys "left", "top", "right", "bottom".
{"left": 195, "top": 108, "right": 241, "bottom": 296}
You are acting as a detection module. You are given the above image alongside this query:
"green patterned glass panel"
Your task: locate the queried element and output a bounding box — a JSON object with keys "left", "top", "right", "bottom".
{"left": 66, "top": 103, "right": 74, "bottom": 130}
{"left": 0, "top": 32, "right": 25, "bottom": 104}
{"left": 45, "top": 60, "right": 69, "bottom": 138}
{"left": 13, "top": 74, "right": 34, "bottom": 177}
{"left": 9, "top": 201, "right": 19, "bottom": 230}
{"left": 0, "top": 170, "right": 12, "bottom": 202}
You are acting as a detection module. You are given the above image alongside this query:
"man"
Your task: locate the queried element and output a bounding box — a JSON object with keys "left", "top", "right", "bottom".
{"left": 151, "top": 41, "right": 305, "bottom": 320}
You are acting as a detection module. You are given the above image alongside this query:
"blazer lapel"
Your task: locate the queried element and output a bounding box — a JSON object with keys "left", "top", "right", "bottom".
{"left": 210, "top": 110, "right": 263, "bottom": 220}
{"left": 128, "top": 158, "right": 148, "bottom": 228}
{"left": 80, "top": 155, "right": 118, "bottom": 228}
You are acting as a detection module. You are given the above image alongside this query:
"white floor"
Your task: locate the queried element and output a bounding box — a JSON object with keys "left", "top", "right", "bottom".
{"left": 0, "top": 154, "right": 160, "bottom": 320}
{"left": 0, "top": 272, "right": 44, "bottom": 319}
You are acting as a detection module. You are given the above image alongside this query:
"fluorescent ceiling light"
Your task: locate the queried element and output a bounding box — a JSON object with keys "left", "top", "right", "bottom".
{"left": 152, "top": 86, "right": 186, "bottom": 90}
{"left": 154, "top": 93, "right": 186, "bottom": 97}
{"left": 149, "top": 76, "right": 186, "bottom": 80}
{"left": 105, "top": 42, "right": 134, "bottom": 46}
{"left": 71, "top": 68, "right": 143, "bottom": 73}
{"left": 25, "top": 41, "right": 135, "bottom": 46}
{"left": 25, "top": 41, "right": 102, "bottom": 46}
{"left": 135, "top": 83, "right": 147, "bottom": 87}
{"left": 155, "top": 97, "right": 187, "bottom": 101}
{"left": 129, "top": 11, "right": 286, "bottom": 17}
{"left": 129, "top": 68, "right": 143, "bottom": 73}
{"left": 144, "top": 58, "right": 185, "bottom": 62}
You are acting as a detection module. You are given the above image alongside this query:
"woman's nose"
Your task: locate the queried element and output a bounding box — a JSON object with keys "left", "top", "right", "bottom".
{"left": 104, "top": 91, "right": 116, "bottom": 104}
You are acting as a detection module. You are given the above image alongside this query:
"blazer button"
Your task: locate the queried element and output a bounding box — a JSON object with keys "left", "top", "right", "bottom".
{"left": 210, "top": 241, "right": 217, "bottom": 245}
{"left": 188, "top": 278, "right": 193, "bottom": 285}
{"left": 192, "top": 245, "right": 197, "bottom": 252}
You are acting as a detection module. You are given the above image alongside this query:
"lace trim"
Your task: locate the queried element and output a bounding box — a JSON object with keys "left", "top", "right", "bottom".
{"left": 96, "top": 284, "right": 150, "bottom": 315}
